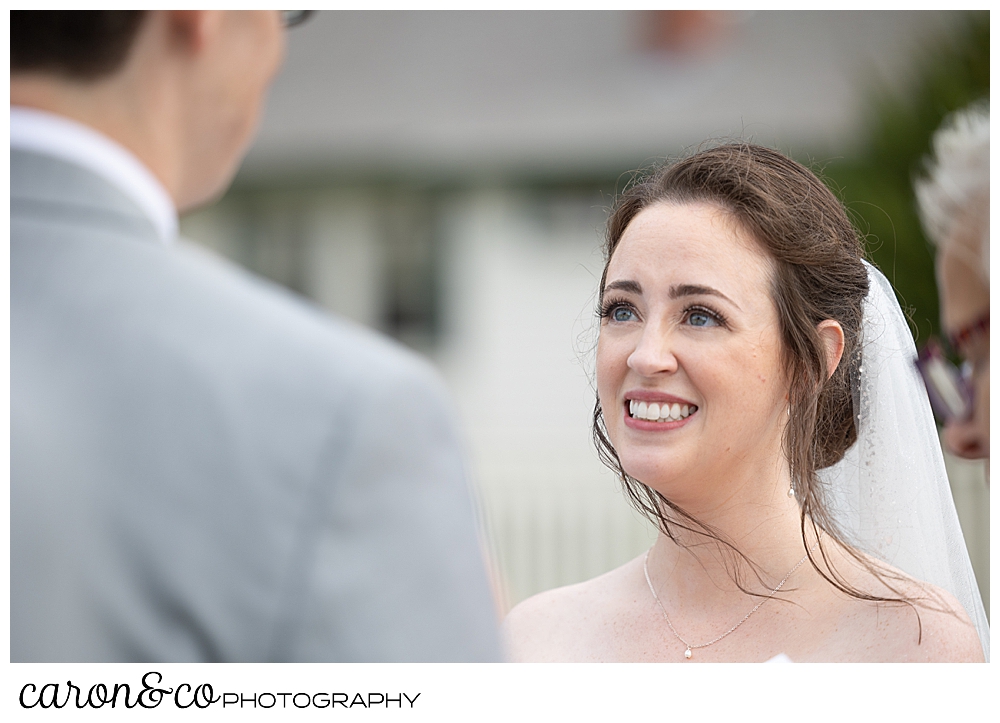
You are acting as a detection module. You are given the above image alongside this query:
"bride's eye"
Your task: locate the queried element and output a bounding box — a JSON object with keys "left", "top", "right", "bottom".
{"left": 612, "top": 306, "right": 635, "bottom": 322}
{"left": 599, "top": 297, "right": 639, "bottom": 323}
{"left": 685, "top": 306, "right": 724, "bottom": 327}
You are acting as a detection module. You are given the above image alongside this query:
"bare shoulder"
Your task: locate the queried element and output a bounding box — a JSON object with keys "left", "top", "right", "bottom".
{"left": 873, "top": 577, "right": 984, "bottom": 662}
{"left": 501, "top": 555, "right": 645, "bottom": 662}
{"left": 822, "top": 550, "right": 984, "bottom": 662}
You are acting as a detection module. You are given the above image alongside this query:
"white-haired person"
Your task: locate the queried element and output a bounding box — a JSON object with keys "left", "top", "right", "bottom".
{"left": 914, "top": 101, "right": 989, "bottom": 461}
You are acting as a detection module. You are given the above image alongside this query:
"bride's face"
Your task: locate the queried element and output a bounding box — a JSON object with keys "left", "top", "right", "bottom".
{"left": 597, "top": 201, "right": 790, "bottom": 505}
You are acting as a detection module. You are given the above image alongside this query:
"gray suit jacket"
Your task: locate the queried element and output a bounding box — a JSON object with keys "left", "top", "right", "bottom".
{"left": 11, "top": 149, "right": 500, "bottom": 662}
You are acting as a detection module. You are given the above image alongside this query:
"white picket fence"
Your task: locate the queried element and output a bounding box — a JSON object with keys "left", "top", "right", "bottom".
{"left": 474, "top": 470, "right": 659, "bottom": 614}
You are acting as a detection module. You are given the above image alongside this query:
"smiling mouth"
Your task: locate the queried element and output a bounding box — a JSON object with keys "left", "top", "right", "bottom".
{"left": 627, "top": 399, "right": 697, "bottom": 423}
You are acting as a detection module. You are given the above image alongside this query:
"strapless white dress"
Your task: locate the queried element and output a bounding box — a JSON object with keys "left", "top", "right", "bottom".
{"left": 765, "top": 653, "right": 793, "bottom": 663}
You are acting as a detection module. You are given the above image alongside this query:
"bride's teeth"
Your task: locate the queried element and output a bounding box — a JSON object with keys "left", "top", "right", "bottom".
{"left": 629, "top": 399, "right": 697, "bottom": 422}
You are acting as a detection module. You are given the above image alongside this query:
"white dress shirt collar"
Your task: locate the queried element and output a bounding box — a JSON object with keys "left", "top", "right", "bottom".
{"left": 10, "top": 106, "right": 178, "bottom": 244}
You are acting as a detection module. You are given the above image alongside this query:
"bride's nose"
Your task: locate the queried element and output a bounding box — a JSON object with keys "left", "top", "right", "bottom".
{"left": 626, "top": 322, "right": 679, "bottom": 377}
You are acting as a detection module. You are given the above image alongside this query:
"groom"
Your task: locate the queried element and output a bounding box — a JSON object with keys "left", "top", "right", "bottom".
{"left": 11, "top": 11, "right": 499, "bottom": 662}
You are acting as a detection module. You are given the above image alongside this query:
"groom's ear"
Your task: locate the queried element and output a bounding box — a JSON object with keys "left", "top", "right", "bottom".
{"left": 165, "top": 10, "right": 224, "bottom": 56}
{"left": 817, "top": 320, "right": 845, "bottom": 380}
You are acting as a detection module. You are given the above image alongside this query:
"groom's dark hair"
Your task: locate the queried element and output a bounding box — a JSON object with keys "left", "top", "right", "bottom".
{"left": 11, "top": 11, "right": 148, "bottom": 81}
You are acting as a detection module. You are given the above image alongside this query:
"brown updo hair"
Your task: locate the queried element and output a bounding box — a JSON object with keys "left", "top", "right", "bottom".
{"left": 594, "top": 143, "right": 889, "bottom": 601}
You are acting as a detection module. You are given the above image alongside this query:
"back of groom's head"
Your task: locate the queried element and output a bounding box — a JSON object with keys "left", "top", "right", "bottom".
{"left": 12, "top": 11, "right": 149, "bottom": 80}
{"left": 11, "top": 10, "right": 286, "bottom": 211}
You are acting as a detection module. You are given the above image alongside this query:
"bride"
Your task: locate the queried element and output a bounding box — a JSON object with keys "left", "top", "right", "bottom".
{"left": 502, "top": 144, "right": 989, "bottom": 662}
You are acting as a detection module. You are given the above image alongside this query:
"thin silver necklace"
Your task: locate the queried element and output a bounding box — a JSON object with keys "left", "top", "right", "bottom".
{"left": 643, "top": 545, "right": 815, "bottom": 660}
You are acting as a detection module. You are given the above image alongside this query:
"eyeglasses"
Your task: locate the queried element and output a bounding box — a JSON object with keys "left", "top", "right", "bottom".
{"left": 914, "top": 313, "right": 989, "bottom": 424}
{"left": 281, "top": 11, "right": 315, "bottom": 29}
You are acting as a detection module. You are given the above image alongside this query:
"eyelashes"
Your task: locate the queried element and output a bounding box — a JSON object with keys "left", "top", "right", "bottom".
{"left": 685, "top": 304, "right": 728, "bottom": 328}
{"left": 598, "top": 296, "right": 729, "bottom": 328}
{"left": 598, "top": 296, "right": 636, "bottom": 321}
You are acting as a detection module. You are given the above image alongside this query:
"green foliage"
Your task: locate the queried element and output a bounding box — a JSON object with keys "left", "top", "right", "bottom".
{"left": 820, "top": 11, "right": 988, "bottom": 344}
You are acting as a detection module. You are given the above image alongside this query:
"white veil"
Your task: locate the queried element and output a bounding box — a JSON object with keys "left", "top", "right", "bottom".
{"left": 819, "top": 261, "right": 989, "bottom": 660}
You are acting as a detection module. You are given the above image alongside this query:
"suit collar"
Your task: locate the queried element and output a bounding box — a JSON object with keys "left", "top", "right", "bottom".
{"left": 12, "top": 149, "right": 163, "bottom": 245}
{"left": 10, "top": 107, "right": 178, "bottom": 245}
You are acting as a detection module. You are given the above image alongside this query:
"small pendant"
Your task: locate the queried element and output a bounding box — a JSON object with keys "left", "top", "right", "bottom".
{"left": 684, "top": 648, "right": 693, "bottom": 659}
{"left": 788, "top": 486, "right": 795, "bottom": 498}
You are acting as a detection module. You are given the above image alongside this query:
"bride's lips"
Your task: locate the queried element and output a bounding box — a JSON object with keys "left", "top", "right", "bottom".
{"left": 622, "top": 391, "right": 698, "bottom": 431}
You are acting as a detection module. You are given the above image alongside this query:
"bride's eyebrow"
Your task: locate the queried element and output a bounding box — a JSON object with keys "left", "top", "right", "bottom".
{"left": 604, "top": 279, "right": 642, "bottom": 295}
{"left": 604, "top": 279, "right": 741, "bottom": 311}
{"left": 670, "top": 283, "right": 741, "bottom": 311}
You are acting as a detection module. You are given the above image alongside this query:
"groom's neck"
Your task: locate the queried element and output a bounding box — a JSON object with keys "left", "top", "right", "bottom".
{"left": 11, "top": 69, "right": 185, "bottom": 208}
